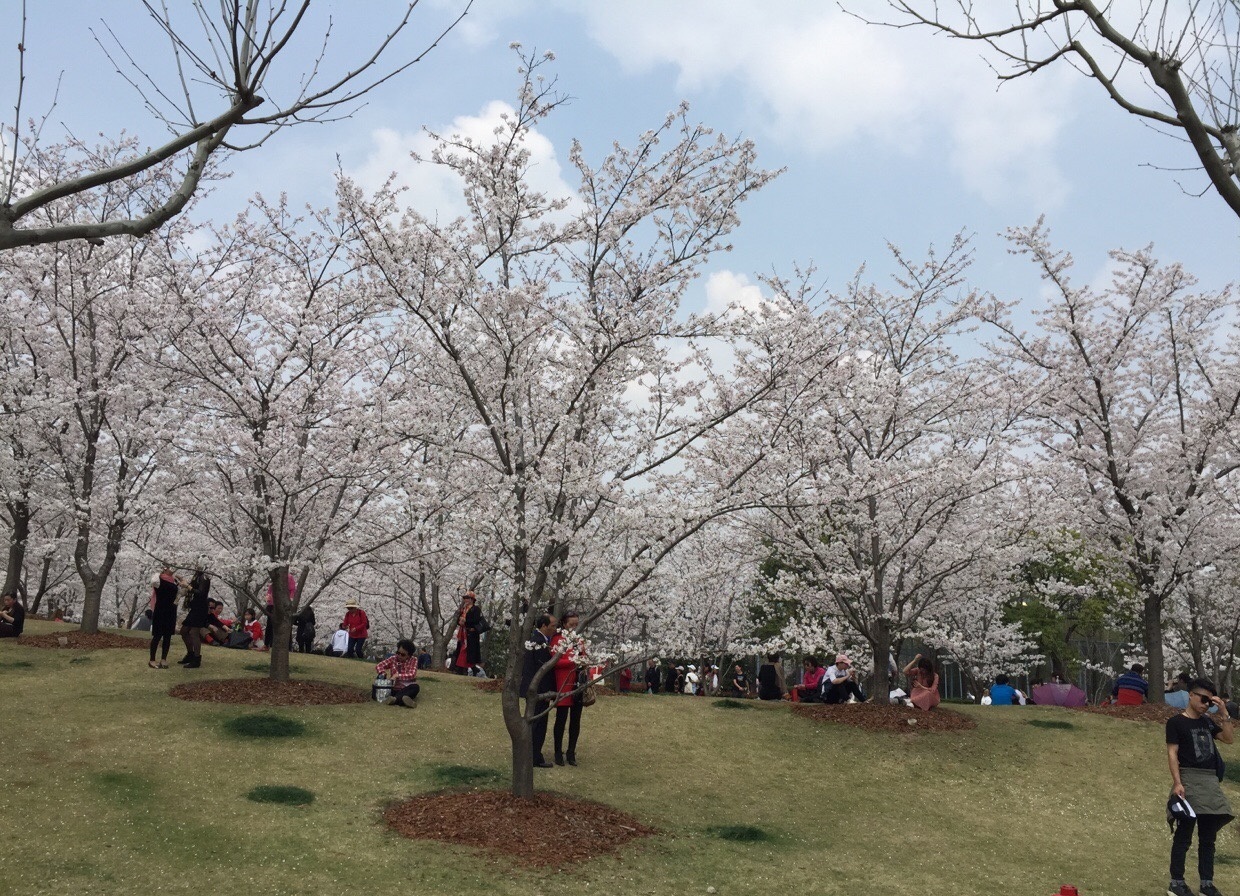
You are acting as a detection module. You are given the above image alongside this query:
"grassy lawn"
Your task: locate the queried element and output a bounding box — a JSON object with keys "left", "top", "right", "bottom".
{"left": 1, "top": 620, "right": 1235, "bottom": 895}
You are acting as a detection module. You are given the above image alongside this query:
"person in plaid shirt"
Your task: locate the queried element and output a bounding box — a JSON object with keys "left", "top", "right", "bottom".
{"left": 376, "top": 639, "right": 420, "bottom": 707}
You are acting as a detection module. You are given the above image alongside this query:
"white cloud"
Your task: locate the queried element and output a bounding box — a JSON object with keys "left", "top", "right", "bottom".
{"left": 704, "top": 270, "right": 771, "bottom": 318}
{"left": 571, "top": 0, "right": 1078, "bottom": 209}
{"left": 347, "top": 99, "right": 576, "bottom": 221}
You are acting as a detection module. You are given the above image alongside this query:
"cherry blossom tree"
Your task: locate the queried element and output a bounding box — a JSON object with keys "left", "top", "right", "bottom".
{"left": 0, "top": 136, "right": 196, "bottom": 632}
{"left": 1, "top": 0, "right": 471, "bottom": 249}
{"left": 171, "top": 196, "right": 410, "bottom": 681}
{"left": 986, "top": 221, "right": 1240, "bottom": 689}
{"left": 752, "top": 237, "right": 1021, "bottom": 699}
{"left": 345, "top": 52, "right": 795, "bottom": 798}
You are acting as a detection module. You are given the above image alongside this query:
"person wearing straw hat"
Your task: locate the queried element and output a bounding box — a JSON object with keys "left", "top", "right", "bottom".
{"left": 342, "top": 599, "right": 370, "bottom": 659}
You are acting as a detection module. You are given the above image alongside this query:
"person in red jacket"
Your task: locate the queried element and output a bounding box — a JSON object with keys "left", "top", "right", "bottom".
{"left": 550, "top": 610, "right": 587, "bottom": 766}
{"left": 342, "top": 600, "right": 370, "bottom": 659}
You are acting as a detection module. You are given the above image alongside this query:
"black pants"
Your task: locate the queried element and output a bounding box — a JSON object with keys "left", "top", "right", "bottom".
{"left": 0, "top": 621, "right": 18, "bottom": 637}
{"left": 527, "top": 699, "right": 550, "bottom": 763}
{"left": 823, "top": 680, "right": 866, "bottom": 704}
{"left": 390, "top": 682, "right": 420, "bottom": 704}
{"left": 346, "top": 637, "right": 366, "bottom": 658}
{"left": 1171, "top": 813, "right": 1228, "bottom": 881}
{"left": 553, "top": 704, "right": 582, "bottom": 759}
{"left": 296, "top": 633, "right": 314, "bottom": 653}
{"left": 149, "top": 630, "right": 172, "bottom": 661}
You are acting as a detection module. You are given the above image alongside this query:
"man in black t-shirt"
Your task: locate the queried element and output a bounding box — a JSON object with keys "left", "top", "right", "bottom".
{"left": 1165, "top": 677, "right": 1235, "bottom": 896}
{"left": 0, "top": 593, "right": 25, "bottom": 637}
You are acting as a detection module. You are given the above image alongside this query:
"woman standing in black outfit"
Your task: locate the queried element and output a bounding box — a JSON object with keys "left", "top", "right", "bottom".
{"left": 177, "top": 570, "right": 211, "bottom": 668}
{"left": 148, "top": 567, "right": 180, "bottom": 669}
{"left": 294, "top": 604, "right": 316, "bottom": 653}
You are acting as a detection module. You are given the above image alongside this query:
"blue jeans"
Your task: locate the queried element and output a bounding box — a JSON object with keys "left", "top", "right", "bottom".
{"left": 346, "top": 637, "right": 366, "bottom": 658}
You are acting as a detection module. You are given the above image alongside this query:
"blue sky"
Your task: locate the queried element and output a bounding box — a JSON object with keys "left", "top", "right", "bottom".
{"left": 12, "top": 0, "right": 1239, "bottom": 317}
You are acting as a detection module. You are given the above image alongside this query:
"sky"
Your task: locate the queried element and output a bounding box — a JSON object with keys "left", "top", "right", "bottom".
{"left": 9, "top": 0, "right": 1239, "bottom": 322}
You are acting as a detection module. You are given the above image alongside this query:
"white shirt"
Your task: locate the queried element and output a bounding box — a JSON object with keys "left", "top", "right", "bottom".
{"left": 826, "top": 663, "right": 851, "bottom": 685}
{"left": 330, "top": 629, "right": 349, "bottom": 652}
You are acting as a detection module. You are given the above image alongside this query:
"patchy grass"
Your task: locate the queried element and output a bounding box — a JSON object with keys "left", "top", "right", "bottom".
{"left": 705, "top": 824, "right": 772, "bottom": 842}
{"left": 712, "top": 698, "right": 750, "bottom": 710}
{"left": 430, "top": 763, "right": 504, "bottom": 789}
{"left": 222, "top": 713, "right": 307, "bottom": 739}
{"left": 242, "top": 662, "right": 307, "bottom": 675}
{"left": 1026, "top": 719, "right": 1076, "bottom": 731}
{"left": 247, "top": 785, "right": 315, "bottom": 806}
{"left": 0, "top": 659, "right": 34, "bottom": 669}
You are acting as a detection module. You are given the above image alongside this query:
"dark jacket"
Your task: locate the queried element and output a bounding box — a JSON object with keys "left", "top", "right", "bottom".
{"left": 294, "top": 605, "right": 316, "bottom": 637}
{"left": 151, "top": 576, "right": 180, "bottom": 633}
{"left": 646, "top": 665, "right": 661, "bottom": 692}
{"left": 183, "top": 573, "right": 211, "bottom": 627}
{"left": 520, "top": 629, "right": 553, "bottom": 700}
{"left": 457, "top": 604, "right": 483, "bottom": 665}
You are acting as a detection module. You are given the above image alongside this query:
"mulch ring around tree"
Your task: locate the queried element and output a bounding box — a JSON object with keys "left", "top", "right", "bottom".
{"left": 792, "top": 702, "right": 977, "bottom": 733}
{"left": 384, "top": 790, "right": 656, "bottom": 868}
{"left": 1077, "top": 703, "right": 1179, "bottom": 724}
{"left": 169, "top": 678, "right": 370, "bottom": 706}
{"left": 17, "top": 631, "right": 146, "bottom": 650}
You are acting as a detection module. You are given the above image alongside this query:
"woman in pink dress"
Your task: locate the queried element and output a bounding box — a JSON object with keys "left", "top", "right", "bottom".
{"left": 902, "top": 654, "right": 941, "bottom": 710}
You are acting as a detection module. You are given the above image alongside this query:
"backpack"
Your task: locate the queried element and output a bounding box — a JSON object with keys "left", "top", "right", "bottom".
{"left": 475, "top": 614, "right": 491, "bottom": 634}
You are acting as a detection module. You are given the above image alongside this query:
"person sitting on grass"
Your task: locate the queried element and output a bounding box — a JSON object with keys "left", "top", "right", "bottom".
{"left": 375, "top": 639, "right": 421, "bottom": 707}
{"left": 989, "top": 674, "right": 1017, "bottom": 706}
{"left": 756, "top": 654, "right": 785, "bottom": 701}
{"left": 730, "top": 663, "right": 750, "bottom": 698}
{"left": 822, "top": 653, "right": 866, "bottom": 704}
{"left": 241, "top": 608, "right": 265, "bottom": 650}
{"left": 791, "top": 656, "right": 826, "bottom": 703}
{"left": 0, "top": 592, "right": 26, "bottom": 638}
{"left": 1112, "top": 662, "right": 1149, "bottom": 705}
{"left": 328, "top": 623, "right": 350, "bottom": 657}
{"left": 1166, "top": 672, "right": 1193, "bottom": 711}
{"left": 902, "top": 654, "right": 941, "bottom": 711}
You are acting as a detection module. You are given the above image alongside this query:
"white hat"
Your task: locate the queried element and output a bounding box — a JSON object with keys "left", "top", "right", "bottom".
{"left": 688, "top": 664, "right": 696, "bottom": 671}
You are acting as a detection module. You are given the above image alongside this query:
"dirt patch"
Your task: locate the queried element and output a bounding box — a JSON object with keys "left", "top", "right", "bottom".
{"left": 1078, "top": 703, "right": 1179, "bottom": 724}
{"left": 169, "top": 678, "right": 369, "bottom": 706}
{"left": 792, "top": 702, "right": 976, "bottom": 733}
{"left": 384, "top": 790, "right": 655, "bottom": 868}
{"left": 16, "top": 632, "right": 145, "bottom": 650}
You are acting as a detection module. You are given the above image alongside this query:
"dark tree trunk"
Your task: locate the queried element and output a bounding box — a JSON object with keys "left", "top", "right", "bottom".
{"left": 268, "top": 566, "right": 294, "bottom": 683}
{"left": 3, "top": 500, "right": 30, "bottom": 597}
{"left": 1143, "top": 594, "right": 1165, "bottom": 696}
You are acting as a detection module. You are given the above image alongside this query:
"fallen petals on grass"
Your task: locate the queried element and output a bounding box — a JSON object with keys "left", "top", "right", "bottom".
{"left": 169, "top": 678, "right": 369, "bottom": 706}
{"left": 792, "top": 702, "right": 976, "bottom": 733}
{"left": 384, "top": 790, "right": 656, "bottom": 868}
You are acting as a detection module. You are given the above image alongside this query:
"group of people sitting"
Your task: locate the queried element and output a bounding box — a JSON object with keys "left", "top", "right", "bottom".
{"left": 642, "top": 661, "right": 722, "bottom": 696}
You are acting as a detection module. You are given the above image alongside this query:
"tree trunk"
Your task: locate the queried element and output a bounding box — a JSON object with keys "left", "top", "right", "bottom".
{"left": 268, "top": 566, "right": 293, "bottom": 683}
{"left": 868, "top": 620, "right": 891, "bottom": 702}
{"left": 80, "top": 577, "right": 105, "bottom": 635}
{"left": 1143, "top": 594, "right": 1165, "bottom": 695}
{"left": 3, "top": 501, "right": 30, "bottom": 596}
{"left": 503, "top": 681, "right": 535, "bottom": 799}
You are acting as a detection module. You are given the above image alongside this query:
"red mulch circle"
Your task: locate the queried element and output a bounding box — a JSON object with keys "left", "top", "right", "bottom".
{"left": 169, "top": 678, "right": 370, "bottom": 706}
{"left": 1078, "top": 703, "right": 1179, "bottom": 724}
{"left": 16, "top": 631, "right": 145, "bottom": 650}
{"left": 792, "top": 702, "right": 976, "bottom": 733}
{"left": 384, "top": 790, "right": 655, "bottom": 868}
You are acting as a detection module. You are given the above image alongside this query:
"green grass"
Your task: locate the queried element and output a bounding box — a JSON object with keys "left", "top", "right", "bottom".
{"left": 1026, "top": 719, "right": 1076, "bottom": 730}
{"left": 223, "top": 713, "right": 307, "bottom": 739}
{"left": 0, "top": 659, "right": 33, "bottom": 669}
{"left": 712, "top": 698, "right": 750, "bottom": 710}
{"left": 0, "top": 617, "right": 1232, "bottom": 895}
{"left": 247, "top": 785, "right": 315, "bottom": 806}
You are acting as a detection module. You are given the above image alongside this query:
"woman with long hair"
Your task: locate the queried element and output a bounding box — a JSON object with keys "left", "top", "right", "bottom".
{"left": 148, "top": 567, "right": 180, "bottom": 669}
{"left": 450, "top": 592, "right": 483, "bottom": 676}
{"left": 550, "top": 610, "right": 585, "bottom": 766}
{"left": 902, "top": 653, "right": 941, "bottom": 711}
